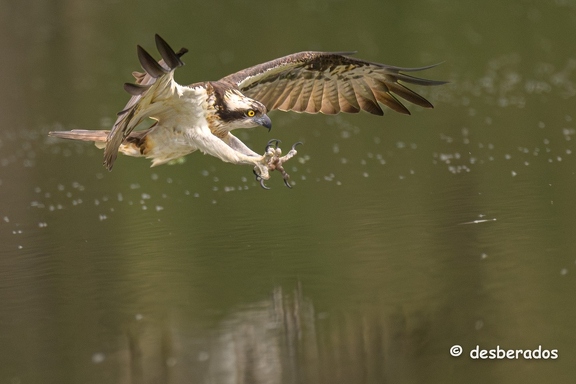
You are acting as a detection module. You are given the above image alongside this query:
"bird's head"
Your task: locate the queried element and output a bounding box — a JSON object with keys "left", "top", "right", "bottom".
{"left": 210, "top": 86, "right": 272, "bottom": 132}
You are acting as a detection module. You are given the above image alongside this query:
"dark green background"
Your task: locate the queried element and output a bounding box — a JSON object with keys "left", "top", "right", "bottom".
{"left": 1, "top": 0, "right": 576, "bottom": 383}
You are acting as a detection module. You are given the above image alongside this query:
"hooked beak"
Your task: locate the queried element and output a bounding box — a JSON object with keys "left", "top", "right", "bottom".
{"left": 254, "top": 114, "right": 272, "bottom": 131}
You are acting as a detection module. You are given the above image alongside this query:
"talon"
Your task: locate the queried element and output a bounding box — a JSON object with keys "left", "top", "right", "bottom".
{"left": 266, "top": 139, "right": 282, "bottom": 151}
{"left": 291, "top": 141, "right": 303, "bottom": 151}
{"left": 259, "top": 178, "right": 271, "bottom": 190}
{"left": 277, "top": 164, "right": 293, "bottom": 189}
{"left": 253, "top": 168, "right": 271, "bottom": 189}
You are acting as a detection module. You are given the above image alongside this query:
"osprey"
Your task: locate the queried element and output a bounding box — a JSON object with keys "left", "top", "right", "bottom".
{"left": 49, "top": 35, "right": 445, "bottom": 188}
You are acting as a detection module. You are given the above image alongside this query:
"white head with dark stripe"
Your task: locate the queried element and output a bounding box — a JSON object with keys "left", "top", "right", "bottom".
{"left": 208, "top": 82, "right": 271, "bottom": 134}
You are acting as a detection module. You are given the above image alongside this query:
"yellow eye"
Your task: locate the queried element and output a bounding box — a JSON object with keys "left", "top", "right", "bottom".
{"left": 247, "top": 109, "right": 255, "bottom": 117}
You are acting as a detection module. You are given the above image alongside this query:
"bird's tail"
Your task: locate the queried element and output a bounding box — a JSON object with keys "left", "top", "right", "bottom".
{"left": 49, "top": 129, "right": 109, "bottom": 149}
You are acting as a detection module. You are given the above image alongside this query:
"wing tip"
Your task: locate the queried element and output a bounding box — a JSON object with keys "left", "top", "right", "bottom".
{"left": 154, "top": 34, "right": 187, "bottom": 69}
{"left": 123, "top": 82, "right": 152, "bottom": 96}
{"left": 137, "top": 45, "right": 168, "bottom": 78}
{"left": 103, "top": 150, "right": 116, "bottom": 171}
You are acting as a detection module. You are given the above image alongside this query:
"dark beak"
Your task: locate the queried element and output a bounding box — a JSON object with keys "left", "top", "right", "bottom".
{"left": 254, "top": 114, "right": 272, "bottom": 131}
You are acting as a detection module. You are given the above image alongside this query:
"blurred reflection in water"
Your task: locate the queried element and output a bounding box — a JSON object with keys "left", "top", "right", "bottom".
{"left": 87, "top": 286, "right": 313, "bottom": 384}
{"left": 90, "top": 284, "right": 428, "bottom": 384}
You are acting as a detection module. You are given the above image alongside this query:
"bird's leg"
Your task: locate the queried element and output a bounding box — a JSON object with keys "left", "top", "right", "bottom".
{"left": 272, "top": 142, "right": 302, "bottom": 188}
{"left": 252, "top": 139, "right": 280, "bottom": 189}
{"left": 254, "top": 141, "right": 302, "bottom": 189}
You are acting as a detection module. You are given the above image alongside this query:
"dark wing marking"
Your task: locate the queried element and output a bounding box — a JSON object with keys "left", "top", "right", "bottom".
{"left": 104, "top": 34, "right": 188, "bottom": 170}
{"left": 219, "top": 52, "right": 446, "bottom": 116}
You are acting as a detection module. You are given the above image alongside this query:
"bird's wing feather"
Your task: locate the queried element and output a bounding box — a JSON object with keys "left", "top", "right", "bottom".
{"left": 103, "top": 34, "right": 188, "bottom": 170}
{"left": 219, "top": 51, "right": 446, "bottom": 116}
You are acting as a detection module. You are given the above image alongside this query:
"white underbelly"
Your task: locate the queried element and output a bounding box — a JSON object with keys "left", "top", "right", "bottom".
{"left": 143, "top": 126, "right": 199, "bottom": 166}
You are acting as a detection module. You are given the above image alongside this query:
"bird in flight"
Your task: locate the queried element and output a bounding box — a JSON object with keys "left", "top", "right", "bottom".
{"left": 50, "top": 35, "right": 445, "bottom": 188}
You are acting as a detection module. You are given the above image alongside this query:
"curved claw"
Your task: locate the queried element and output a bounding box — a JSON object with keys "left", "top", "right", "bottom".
{"left": 283, "top": 178, "right": 293, "bottom": 189}
{"left": 259, "top": 178, "right": 271, "bottom": 190}
{"left": 266, "top": 139, "right": 282, "bottom": 151}
{"left": 253, "top": 168, "right": 262, "bottom": 180}
{"left": 291, "top": 141, "right": 303, "bottom": 151}
{"left": 253, "top": 169, "right": 271, "bottom": 190}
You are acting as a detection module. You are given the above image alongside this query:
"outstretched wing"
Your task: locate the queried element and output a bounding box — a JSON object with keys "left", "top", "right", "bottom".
{"left": 104, "top": 34, "right": 188, "bottom": 170}
{"left": 220, "top": 52, "right": 446, "bottom": 116}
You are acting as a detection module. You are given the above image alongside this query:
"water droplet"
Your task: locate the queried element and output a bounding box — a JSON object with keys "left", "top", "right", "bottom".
{"left": 475, "top": 320, "right": 484, "bottom": 330}
{"left": 92, "top": 353, "right": 105, "bottom": 364}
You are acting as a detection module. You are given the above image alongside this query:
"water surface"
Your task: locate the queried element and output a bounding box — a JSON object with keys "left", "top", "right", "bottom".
{"left": 1, "top": 1, "right": 576, "bottom": 383}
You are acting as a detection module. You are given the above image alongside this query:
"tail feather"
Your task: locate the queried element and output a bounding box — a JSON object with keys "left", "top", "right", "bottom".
{"left": 49, "top": 129, "right": 109, "bottom": 142}
{"left": 49, "top": 130, "right": 109, "bottom": 149}
{"left": 49, "top": 129, "right": 149, "bottom": 155}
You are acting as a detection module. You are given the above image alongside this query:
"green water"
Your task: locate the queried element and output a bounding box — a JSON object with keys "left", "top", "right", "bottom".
{"left": 1, "top": 1, "right": 576, "bottom": 383}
